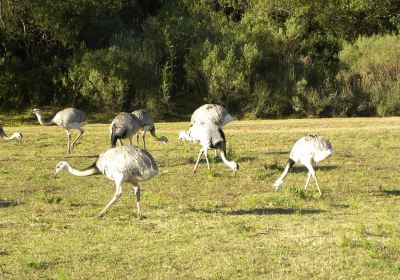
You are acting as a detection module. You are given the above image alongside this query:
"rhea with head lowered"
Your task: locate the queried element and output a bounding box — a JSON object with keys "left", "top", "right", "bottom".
{"left": 0, "top": 124, "right": 22, "bottom": 141}
{"left": 55, "top": 145, "right": 158, "bottom": 218}
{"left": 131, "top": 109, "right": 168, "bottom": 149}
{"left": 110, "top": 112, "right": 140, "bottom": 148}
{"left": 179, "top": 104, "right": 232, "bottom": 141}
{"left": 191, "top": 104, "right": 233, "bottom": 126}
{"left": 274, "top": 135, "right": 333, "bottom": 196}
{"left": 32, "top": 108, "right": 87, "bottom": 154}
{"left": 184, "top": 122, "right": 238, "bottom": 174}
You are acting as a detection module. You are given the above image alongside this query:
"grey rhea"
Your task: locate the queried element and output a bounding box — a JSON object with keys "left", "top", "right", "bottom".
{"left": 0, "top": 124, "right": 22, "bottom": 141}
{"left": 274, "top": 135, "right": 333, "bottom": 195}
{"left": 55, "top": 145, "right": 159, "bottom": 218}
{"left": 179, "top": 104, "right": 233, "bottom": 142}
{"left": 131, "top": 109, "right": 168, "bottom": 149}
{"left": 186, "top": 122, "right": 238, "bottom": 174}
{"left": 191, "top": 104, "right": 233, "bottom": 127}
{"left": 32, "top": 108, "right": 87, "bottom": 154}
{"left": 110, "top": 112, "right": 140, "bottom": 148}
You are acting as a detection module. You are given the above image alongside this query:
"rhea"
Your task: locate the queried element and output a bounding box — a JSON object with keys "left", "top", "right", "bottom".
{"left": 110, "top": 112, "right": 140, "bottom": 148}
{"left": 191, "top": 104, "right": 233, "bottom": 126}
{"left": 131, "top": 109, "right": 168, "bottom": 149}
{"left": 185, "top": 122, "right": 238, "bottom": 174}
{"left": 55, "top": 145, "right": 158, "bottom": 218}
{"left": 274, "top": 135, "right": 333, "bottom": 195}
{"left": 179, "top": 104, "right": 232, "bottom": 141}
{"left": 33, "top": 108, "right": 87, "bottom": 154}
{"left": 0, "top": 124, "right": 22, "bottom": 141}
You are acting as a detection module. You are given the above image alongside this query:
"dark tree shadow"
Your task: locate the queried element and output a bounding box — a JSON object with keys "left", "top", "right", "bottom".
{"left": 0, "top": 199, "right": 20, "bottom": 208}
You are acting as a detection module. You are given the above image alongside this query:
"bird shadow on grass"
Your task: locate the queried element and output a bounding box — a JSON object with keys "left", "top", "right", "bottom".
{"left": 0, "top": 199, "right": 21, "bottom": 208}
{"left": 263, "top": 162, "right": 338, "bottom": 173}
{"left": 211, "top": 156, "right": 256, "bottom": 164}
{"left": 188, "top": 207, "right": 325, "bottom": 216}
{"left": 265, "top": 151, "right": 290, "bottom": 155}
{"left": 287, "top": 165, "right": 338, "bottom": 174}
{"left": 225, "top": 208, "right": 325, "bottom": 216}
{"left": 65, "top": 154, "right": 99, "bottom": 159}
{"left": 378, "top": 189, "right": 400, "bottom": 196}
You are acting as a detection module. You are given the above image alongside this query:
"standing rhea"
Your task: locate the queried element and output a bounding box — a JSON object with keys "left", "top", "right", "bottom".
{"left": 0, "top": 124, "right": 22, "bottom": 141}
{"left": 55, "top": 145, "right": 158, "bottom": 218}
{"left": 274, "top": 135, "right": 333, "bottom": 195}
{"left": 110, "top": 112, "right": 140, "bottom": 148}
{"left": 32, "top": 108, "right": 87, "bottom": 154}
{"left": 187, "top": 123, "right": 238, "bottom": 174}
{"left": 131, "top": 109, "right": 168, "bottom": 149}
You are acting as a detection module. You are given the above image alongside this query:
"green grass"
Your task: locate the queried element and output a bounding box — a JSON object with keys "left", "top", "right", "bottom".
{"left": 1, "top": 118, "right": 400, "bottom": 279}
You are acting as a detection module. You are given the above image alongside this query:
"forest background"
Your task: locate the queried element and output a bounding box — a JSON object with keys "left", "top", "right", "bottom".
{"left": 0, "top": 0, "right": 399, "bottom": 119}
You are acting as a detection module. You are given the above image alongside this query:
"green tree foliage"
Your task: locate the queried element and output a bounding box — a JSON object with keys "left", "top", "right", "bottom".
{"left": 0, "top": 0, "right": 399, "bottom": 117}
{"left": 338, "top": 34, "right": 400, "bottom": 116}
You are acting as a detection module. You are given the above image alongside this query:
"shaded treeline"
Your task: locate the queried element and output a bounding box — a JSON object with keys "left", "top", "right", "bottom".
{"left": 0, "top": 0, "right": 399, "bottom": 118}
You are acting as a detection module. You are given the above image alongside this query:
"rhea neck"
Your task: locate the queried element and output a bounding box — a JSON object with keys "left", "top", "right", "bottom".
{"left": 220, "top": 151, "right": 237, "bottom": 171}
{"left": 150, "top": 129, "right": 168, "bottom": 143}
{"left": 34, "top": 112, "right": 55, "bottom": 126}
{"left": 1, "top": 133, "right": 19, "bottom": 141}
{"left": 64, "top": 162, "right": 101, "bottom": 176}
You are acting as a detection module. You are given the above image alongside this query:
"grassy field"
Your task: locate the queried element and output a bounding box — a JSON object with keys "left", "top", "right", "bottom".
{"left": 1, "top": 117, "right": 400, "bottom": 279}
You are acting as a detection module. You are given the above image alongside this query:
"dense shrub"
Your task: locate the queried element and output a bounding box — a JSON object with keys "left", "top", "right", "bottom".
{"left": 0, "top": 0, "right": 399, "bottom": 118}
{"left": 338, "top": 35, "right": 400, "bottom": 116}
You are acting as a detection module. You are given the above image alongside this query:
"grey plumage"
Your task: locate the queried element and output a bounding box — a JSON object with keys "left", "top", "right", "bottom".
{"left": 191, "top": 104, "right": 233, "bottom": 127}
{"left": 180, "top": 104, "right": 233, "bottom": 157}
{"left": 274, "top": 135, "right": 333, "bottom": 195}
{"left": 110, "top": 112, "right": 140, "bottom": 148}
{"left": 0, "top": 124, "right": 22, "bottom": 141}
{"left": 131, "top": 109, "right": 168, "bottom": 149}
{"left": 55, "top": 145, "right": 159, "bottom": 218}
{"left": 33, "top": 108, "right": 87, "bottom": 154}
{"left": 187, "top": 122, "right": 238, "bottom": 174}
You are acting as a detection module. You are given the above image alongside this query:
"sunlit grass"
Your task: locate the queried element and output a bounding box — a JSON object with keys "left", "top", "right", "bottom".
{"left": 1, "top": 117, "right": 400, "bottom": 279}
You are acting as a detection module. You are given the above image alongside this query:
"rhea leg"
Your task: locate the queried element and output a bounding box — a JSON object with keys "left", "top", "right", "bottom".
{"left": 132, "top": 183, "right": 141, "bottom": 219}
{"left": 136, "top": 133, "right": 140, "bottom": 146}
{"left": 98, "top": 179, "right": 123, "bottom": 218}
{"left": 303, "top": 161, "right": 322, "bottom": 195}
{"left": 118, "top": 139, "right": 123, "bottom": 146}
{"left": 71, "top": 128, "right": 84, "bottom": 148}
{"left": 304, "top": 172, "right": 312, "bottom": 190}
{"left": 193, "top": 148, "right": 204, "bottom": 173}
{"left": 204, "top": 148, "right": 211, "bottom": 170}
{"left": 142, "top": 131, "right": 147, "bottom": 149}
{"left": 66, "top": 130, "right": 72, "bottom": 154}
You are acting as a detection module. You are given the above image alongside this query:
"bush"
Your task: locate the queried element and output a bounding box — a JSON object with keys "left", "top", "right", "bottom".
{"left": 338, "top": 35, "right": 400, "bottom": 116}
